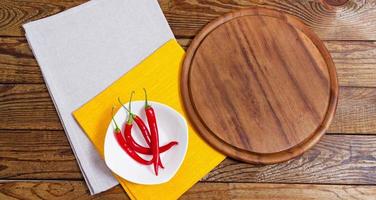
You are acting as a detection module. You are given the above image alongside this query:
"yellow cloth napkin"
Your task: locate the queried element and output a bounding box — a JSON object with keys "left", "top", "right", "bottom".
{"left": 73, "top": 39, "right": 225, "bottom": 200}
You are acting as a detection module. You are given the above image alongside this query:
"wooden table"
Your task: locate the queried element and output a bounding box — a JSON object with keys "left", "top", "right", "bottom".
{"left": 1, "top": 0, "right": 376, "bottom": 199}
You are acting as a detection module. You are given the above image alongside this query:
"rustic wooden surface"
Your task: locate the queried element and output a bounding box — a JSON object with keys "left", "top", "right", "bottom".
{"left": 1, "top": 0, "right": 376, "bottom": 199}
{"left": 181, "top": 8, "right": 338, "bottom": 163}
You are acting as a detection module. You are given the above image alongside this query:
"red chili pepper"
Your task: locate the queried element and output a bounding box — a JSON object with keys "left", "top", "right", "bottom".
{"left": 129, "top": 108, "right": 178, "bottom": 169}
{"left": 119, "top": 96, "right": 151, "bottom": 146}
{"left": 143, "top": 88, "right": 160, "bottom": 176}
{"left": 127, "top": 115, "right": 178, "bottom": 155}
{"left": 111, "top": 106, "right": 152, "bottom": 165}
{"left": 132, "top": 114, "right": 152, "bottom": 146}
{"left": 114, "top": 130, "right": 153, "bottom": 165}
{"left": 133, "top": 114, "right": 179, "bottom": 154}
{"left": 130, "top": 140, "right": 178, "bottom": 155}
{"left": 122, "top": 92, "right": 136, "bottom": 142}
{"left": 119, "top": 96, "right": 171, "bottom": 169}
{"left": 127, "top": 113, "right": 178, "bottom": 155}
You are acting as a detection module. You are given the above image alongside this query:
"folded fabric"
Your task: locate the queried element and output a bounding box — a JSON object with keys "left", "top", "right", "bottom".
{"left": 23, "top": 0, "right": 174, "bottom": 194}
{"left": 73, "top": 39, "right": 225, "bottom": 200}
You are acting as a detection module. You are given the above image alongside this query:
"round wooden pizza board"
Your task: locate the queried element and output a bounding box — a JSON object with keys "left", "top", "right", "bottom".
{"left": 181, "top": 8, "right": 339, "bottom": 164}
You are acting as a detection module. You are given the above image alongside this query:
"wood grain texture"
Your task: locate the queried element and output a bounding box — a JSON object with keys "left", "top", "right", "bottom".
{"left": 0, "top": 0, "right": 374, "bottom": 198}
{"left": 182, "top": 8, "right": 338, "bottom": 163}
{"left": 1, "top": 38, "right": 376, "bottom": 87}
{"left": 2, "top": 131, "right": 376, "bottom": 185}
{"left": 0, "top": 130, "right": 81, "bottom": 179}
{"left": 328, "top": 86, "right": 376, "bottom": 133}
{"left": 203, "top": 135, "right": 376, "bottom": 184}
{"left": 161, "top": 0, "right": 376, "bottom": 40}
{"left": 321, "top": 0, "right": 350, "bottom": 7}
{"left": 0, "top": 181, "right": 126, "bottom": 200}
{"left": 0, "top": 84, "right": 62, "bottom": 130}
{"left": 326, "top": 41, "right": 376, "bottom": 87}
{"left": 0, "top": 0, "right": 88, "bottom": 36}
{"left": 0, "top": 84, "right": 374, "bottom": 133}
{"left": 1, "top": 181, "right": 376, "bottom": 200}
{"left": 182, "top": 183, "right": 376, "bottom": 200}
{"left": 1, "top": 0, "right": 376, "bottom": 40}
{"left": 0, "top": 37, "right": 41, "bottom": 84}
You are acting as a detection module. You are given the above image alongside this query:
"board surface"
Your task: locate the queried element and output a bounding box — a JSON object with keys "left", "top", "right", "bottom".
{"left": 4, "top": 0, "right": 376, "bottom": 199}
{"left": 181, "top": 8, "right": 339, "bottom": 164}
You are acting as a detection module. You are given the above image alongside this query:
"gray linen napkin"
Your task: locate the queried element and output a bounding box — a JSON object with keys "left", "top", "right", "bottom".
{"left": 23, "top": 0, "right": 174, "bottom": 194}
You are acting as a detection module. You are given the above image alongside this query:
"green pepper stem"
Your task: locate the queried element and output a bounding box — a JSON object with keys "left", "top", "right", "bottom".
{"left": 118, "top": 97, "right": 131, "bottom": 113}
{"left": 143, "top": 88, "right": 150, "bottom": 108}
{"left": 129, "top": 91, "right": 134, "bottom": 114}
{"left": 122, "top": 91, "right": 135, "bottom": 124}
{"left": 111, "top": 106, "right": 120, "bottom": 131}
{"left": 118, "top": 96, "right": 133, "bottom": 122}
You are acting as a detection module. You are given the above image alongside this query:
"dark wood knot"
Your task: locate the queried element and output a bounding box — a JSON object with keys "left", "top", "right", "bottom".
{"left": 321, "top": 0, "right": 349, "bottom": 7}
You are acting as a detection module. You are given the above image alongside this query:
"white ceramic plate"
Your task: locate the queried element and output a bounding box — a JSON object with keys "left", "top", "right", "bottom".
{"left": 104, "top": 101, "right": 188, "bottom": 185}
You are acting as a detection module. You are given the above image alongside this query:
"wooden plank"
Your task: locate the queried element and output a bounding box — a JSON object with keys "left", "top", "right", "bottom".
{"left": 0, "top": 0, "right": 88, "bottom": 37}
{"left": 326, "top": 41, "right": 376, "bottom": 87}
{"left": 0, "top": 130, "right": 81, "bottom": 179}
{"left": 161, "top": 0, "right": 376, "bottom": 40}
{"left": 1, "top": 38, "right": 376, "bottom": 87}
{"left": 1, "top": 84, "right": 375, "bottom": 133}
{"left": 1, "top": 181, "right": 376, "bottom": 200}
{"left": 203, "top": 135, "right": 376, "bottom": 184}
{"left": 0, "top": 180, "right": 126, "bottom": 200}
{"left": 1, "top": 130, "right": 376, "bottom": 184}
{"left": 328, "top": 87, "right": 376, "bottom": 133}
{"left": 0, "top": 84, "right": 62, "bottom": 130}
{"left": 183, "top": 183, "right": 376, "bottom": 200}
{"left": 1, "top": 0, "right": 376, "bottom": 40}
{"left": 0, "top": 37, "right": 41, "bottom": 83}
